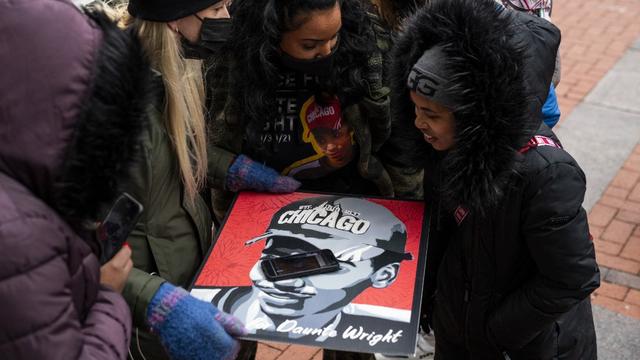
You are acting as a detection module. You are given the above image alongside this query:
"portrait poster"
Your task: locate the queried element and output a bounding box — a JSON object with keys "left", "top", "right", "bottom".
{"left": 190, "top": 191, "right": 429, "bottom": 355}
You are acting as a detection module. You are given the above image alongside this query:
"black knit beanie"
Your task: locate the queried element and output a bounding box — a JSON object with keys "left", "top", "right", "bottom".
{"left": 128, "top": 0, "right": 222, "bottom": 22}
{"left": 407, "top": 45, "right": 461, "bottom": 110}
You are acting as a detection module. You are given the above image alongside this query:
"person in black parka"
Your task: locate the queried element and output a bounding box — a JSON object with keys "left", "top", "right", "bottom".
{"left": 387, "top": 0, "right": 600, "bottom": 359}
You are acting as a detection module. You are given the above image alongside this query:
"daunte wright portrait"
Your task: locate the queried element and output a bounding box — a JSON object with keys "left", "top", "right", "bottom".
{"left": 191, "top": 193, "right": 428, "bottom": 355}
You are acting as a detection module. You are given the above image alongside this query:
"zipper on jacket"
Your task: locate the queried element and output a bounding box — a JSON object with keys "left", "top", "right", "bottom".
{"left": 460, "top": 220, "right": 475, "bottom": 353}
{"left": 463, "top": 280, "right": 472, "bottom": 351}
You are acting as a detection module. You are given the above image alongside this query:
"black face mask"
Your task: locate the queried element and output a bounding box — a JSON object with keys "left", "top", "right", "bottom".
{"left": 279, "top": 44, "right": 339, "bottom": 76}
{"left": 182, "top": 16, "right": 232, "bottom": 60}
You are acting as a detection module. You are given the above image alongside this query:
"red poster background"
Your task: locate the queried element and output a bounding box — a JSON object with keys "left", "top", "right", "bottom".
{"left": 194, "top": 192, "right": 425, "bottom": 311}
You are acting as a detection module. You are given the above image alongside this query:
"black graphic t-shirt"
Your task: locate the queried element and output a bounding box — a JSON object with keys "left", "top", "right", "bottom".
{"left": 244, "top": 70, "right": 357, "bottom": 181}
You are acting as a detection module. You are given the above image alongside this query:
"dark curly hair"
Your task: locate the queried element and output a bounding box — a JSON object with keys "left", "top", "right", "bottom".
{"left": 223, "top": 0, "right": 378, "bottom": 150}
{"left": 373, "top": 0, "right": 426, "bottom": 30}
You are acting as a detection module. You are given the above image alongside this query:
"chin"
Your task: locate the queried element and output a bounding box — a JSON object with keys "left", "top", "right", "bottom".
{"left": 260, "top": 302, "right": 306, "bottom": 317}
{"left": 329, "top": 160, "right": 348, "bottom": 168}
{"left": 432, "top": 142, "right": 454, "bottom": 151}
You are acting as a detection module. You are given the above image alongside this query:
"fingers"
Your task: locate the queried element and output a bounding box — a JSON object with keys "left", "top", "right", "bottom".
{"left": 110, "top": 244, "right": 132, "bottom": 267}
{"left": 99, "top": 245, "right": 133, "bottom": 293}
{"left": 214, "top": 311, "right": 249, "bottom": 337}
{"left": 123, "top": 257, "right": 134, "bottom": 277}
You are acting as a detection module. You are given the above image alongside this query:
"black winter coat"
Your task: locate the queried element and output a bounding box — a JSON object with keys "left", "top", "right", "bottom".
{"left": 387, "top": 1, "right": 600, "bottom": 359}
{"left": 425, "top": 125, "right": 599, "bottom": 359}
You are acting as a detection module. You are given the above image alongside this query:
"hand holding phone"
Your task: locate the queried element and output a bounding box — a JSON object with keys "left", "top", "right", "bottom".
{"left": 97, "top": 192, "right": 143, "bottom": 264}
{"left": 100, "top": 244, "right": 133, "bottom": 293}
{"left": 261, "top": 249, "right": 340, "bottom": 281}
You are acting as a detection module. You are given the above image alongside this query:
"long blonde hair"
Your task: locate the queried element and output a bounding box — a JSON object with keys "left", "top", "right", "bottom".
{"left": 103, "top": 1, "right": 208, "bottom": 204}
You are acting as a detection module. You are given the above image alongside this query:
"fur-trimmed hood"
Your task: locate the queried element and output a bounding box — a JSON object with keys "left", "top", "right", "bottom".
{"left": 389, "top": 0, "right": 559, "bottom": 215}
{"left": 0, "top": 0, "right": 151, "bottom": 227}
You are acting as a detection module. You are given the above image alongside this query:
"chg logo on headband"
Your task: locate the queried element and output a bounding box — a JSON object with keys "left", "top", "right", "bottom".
{"left": 407, "top": 69, "right": 441, "bottom": 98}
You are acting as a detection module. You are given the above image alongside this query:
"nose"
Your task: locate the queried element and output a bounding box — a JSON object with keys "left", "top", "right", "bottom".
{"left": 326, "top": 143, "right": 337, "bottom": 151}
{"left": 273, "top": 277, "right": 305, "bottom": 290}
{"left": 415, "top": 115, "right": 429, "bottom": 130}
{"left": 316, "top": 42, "right": 332, "bottom": 58}
{"left": 220, "top": 5, "right": 231, "bottom": 18}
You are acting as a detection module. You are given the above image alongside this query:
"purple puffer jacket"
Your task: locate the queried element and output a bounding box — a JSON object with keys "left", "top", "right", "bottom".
{"left": 0, "top": 0, "right": 151, "bottom": 359}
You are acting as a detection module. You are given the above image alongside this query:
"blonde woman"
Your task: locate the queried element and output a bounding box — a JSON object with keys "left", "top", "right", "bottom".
{"left": 95, "top": 1, "right": 245, "bottom": 359}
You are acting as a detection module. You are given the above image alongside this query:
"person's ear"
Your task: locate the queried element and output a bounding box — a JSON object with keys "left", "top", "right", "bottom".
{"left": 370, "top": 263, "right": 399, "bottom": 289}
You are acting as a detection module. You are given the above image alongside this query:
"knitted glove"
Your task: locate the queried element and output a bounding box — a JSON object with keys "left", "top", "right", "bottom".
{"left": 147, "top": 283, "right": 246, "bottom": 360}
{"left": 226, "top": 154, "right": 301, "bottom": 193}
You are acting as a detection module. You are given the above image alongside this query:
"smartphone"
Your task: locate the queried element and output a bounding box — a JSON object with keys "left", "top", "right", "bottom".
{"left": 261, "top": 249, "right": 340, "bottom": 281}
{"left": 97, "top": 192, "right": 143, "bottom": 264}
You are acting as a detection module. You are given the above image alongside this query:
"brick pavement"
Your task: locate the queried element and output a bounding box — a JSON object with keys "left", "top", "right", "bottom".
{"left": 256, "top": 342, "right": 323, "bottom": 360}
{"left": 553, "top": 0, "right": 640, "bottom": 118}
{"left": 255, "top": 0, "right": 640, "bottom": 358}
{"left": 590, "top": 144, "right": 640, "bottom": 320}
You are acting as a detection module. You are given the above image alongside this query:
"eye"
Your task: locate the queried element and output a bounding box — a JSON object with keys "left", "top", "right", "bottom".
{"left": 425, "top": 113, "right": 440, "bottom": 121}
{"left": 302, "top": 43, "right": 317, "bottom": 51}
{"left": 417, "top": 108, "right": 440, "bottom": 121}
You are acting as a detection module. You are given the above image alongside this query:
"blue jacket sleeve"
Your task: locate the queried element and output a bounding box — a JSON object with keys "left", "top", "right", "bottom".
{"left": 542, "top": 85, "right": 561, "bottom": 128}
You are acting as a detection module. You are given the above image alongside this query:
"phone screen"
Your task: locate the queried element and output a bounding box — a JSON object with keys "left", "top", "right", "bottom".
{"left": 98, "top": 193, "right": 143, "bottom": 264}
{"left": 272, "top": 254, "right": 322, "bottom": 275}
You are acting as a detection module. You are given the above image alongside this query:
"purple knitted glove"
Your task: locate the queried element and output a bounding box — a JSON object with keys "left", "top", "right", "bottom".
{"left": 147, "top": 283, "right": 247, "bottom": 360}
{"left": 226, "top": 154, "right": 301, "bottom": 193}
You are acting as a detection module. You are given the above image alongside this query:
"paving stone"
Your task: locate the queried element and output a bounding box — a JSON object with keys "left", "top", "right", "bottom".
{"left": 604, "top": 186, "right": 631, "bottom": 199}
{"left": 611, "top": 169, "right": 640, "bottom": 190}
{"left": 603, "top": 266, "right": 640, "bottom": 290}
{"left": 616, "top": 209, "right": 640, "bottom": 224}
{"left": 600, "top": 195, "right": 626, "bottom": 208}
{"left": 597, "top": 253, "right": 640, "bottom": 274}
{"left": 601, "top": 220, "right": 635, "bottom": 244}
{"left": 626, "top": 289, "right": 640, "bottom": 307}
{"left": 629, "top": 183, "right": 640, "bottom": 202}
{"left": 262, "top": 342, "right": 289, "bottom": 351}
{"left": 592, "top": 294, "right": 640, "bottom": 319}
{"left": 256, "top": 343, "right": 284, "bottom": 360}
{"left": 620, "top": 199, "right": 640, "bottom": 213}
{"left": 624, "top": 153, "right": 640, "bottom": 172}
{"left": 590, "top": 225, "right": 604, "bottom": 239}
{"left": 595, "top": 281, "right": 630, "bottom": 300}
{"left": 594, "top": 238, "right": 623, "bottom": 255}
{"left": 621, "top": 236, "right": 640, "bottom": 261}
{"left": 589, "top": 204, "right": 618, "bottom": 227}
{"left": 277, "top": 345, "right": 321, "bottom": 360}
